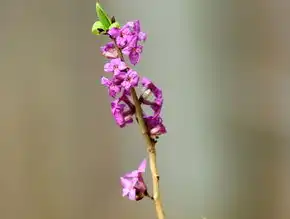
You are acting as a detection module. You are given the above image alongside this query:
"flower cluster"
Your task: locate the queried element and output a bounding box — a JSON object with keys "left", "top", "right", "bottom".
{"left": 100, "top": 20, "right": 166, "bottom": 138}
{"left": 120, "top": 159, "right": 148, "bottom": 201}
{"left": 108, "top": 20, "right": 146, "bottom": 65}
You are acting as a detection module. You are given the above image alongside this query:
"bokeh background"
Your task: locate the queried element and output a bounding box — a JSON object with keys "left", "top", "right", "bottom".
{"left": 1, "top": 0, "right": 290, "bottom": 219}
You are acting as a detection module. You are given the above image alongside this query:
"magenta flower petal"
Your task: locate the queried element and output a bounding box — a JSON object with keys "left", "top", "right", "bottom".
{"left": 124, "top": 170, "right": 138, "bottom": 178}
{"left": 138, "top": 159, "right": 146, "bottom": 173}
{"left": 138, "top": 32, "right": 147, "bottom": 41}
{"left": 104, "top": 62, "right": 114, "bottom": 73}
{"left": 120, "top": 177, "right": 130, "bottom": 187}
{"left": 129, "top": 51, "right": 141, "bottom": 65}
{"left": 100, "top": 42, "right": 118, "bottom": 59}
{"left": 101, "top": 77, "right": 121, "bottom": 97}
{"left": 122, "top": 188, "right": 129, "bottom": 197}
{"left": 128, "top": 189, "right": 136, "bottom": 200}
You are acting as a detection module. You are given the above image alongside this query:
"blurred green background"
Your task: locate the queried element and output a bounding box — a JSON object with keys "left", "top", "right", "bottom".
{"left": 1, "top": 0, "right": 290, "bottom": 219}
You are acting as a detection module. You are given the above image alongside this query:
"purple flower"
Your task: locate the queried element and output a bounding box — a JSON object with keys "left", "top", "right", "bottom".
{"left": 126, "top": 20, "right": 147, "bottom": 41}
{"left": 104, "top": 58, "right": 127, "bottom": 75}
{"left": 100, "top": 42, "right": 118, "bottom": 59}
{"left": 140, "top": 77, "right": 163, "bottom": 117}
{"left": 144, "top": 116, "right": 167, "bottom": 137}
{"left": 111, "top": 20, "right": 146, "bottom": 49}
{"left": 122, "top": 39, "right": 143, "bottom": 65}
{"left": 116, "top": 26, "right": 133, "bottom": 48}
{"left": 121, "top": 69, "right": 139, "bottom": 90}
{"left": 111, "top": 95, "right": 134, "bottom": 127}
{"left": 120, "top": 159, "right": 147, "bottom": 201}
{"left": 101, "top": 77, "right": 121, "bottom": 97}
{"left": 126, "top": 20, "right": 140, "bottom": 32}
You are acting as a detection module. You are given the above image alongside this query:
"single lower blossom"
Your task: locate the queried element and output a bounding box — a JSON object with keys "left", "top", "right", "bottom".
{"left": 121, "top": 159, "right": 148, "bottom": 201}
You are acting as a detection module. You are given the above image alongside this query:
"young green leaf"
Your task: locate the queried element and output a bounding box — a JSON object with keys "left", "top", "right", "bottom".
{"left": 92, "top": 21, "right": 105, "bottom": 35}
{"left": 96, "top": 2, "right": 111, "bottom": 30}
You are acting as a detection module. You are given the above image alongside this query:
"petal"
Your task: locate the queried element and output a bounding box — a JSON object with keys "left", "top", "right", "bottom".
{"left": 124, "top": 170, "right": 138, "bottom": 178}
{"left": 122, "top": 188, "right": 130, "bottom": 197}
{"left": 116, "top": 37, "right": 126, "bottom": 48}
{"left": 129, "top": 51, "right": 140, "bottom": 65}
{"left": 118, "top": 62, "right": 127, "bottom": 70}
{"left": 120, "top": 177, "right": 131, "bottom": 188}
{"left": 113, "top": 68, "right": 120, "bottom": 76}
{"left": 141, "top": 77, "right": 151, "bottom": 87}
{"left": 138, "top": 32, "right": 147, "bottom": 41}
{"left": 100, "top": 77, "right": 111, "bottom": 87}
{"left": 111, "top": 58, "right": 120, "bottom": 65}
{"left": 121, "top": 81, "right": 131, "bottom": 90}
{"left": 114, "top": 113, "right": 125, "bottom": 127}
{"left": 108, "top": 85, "right": 120, "bottom": 97}
{"left": 135, "top": 177, "right": 147, "bottom": 192}
{"left": 122, "top": 46, "right": 131, "bottom": 56}
{"left": 104, "top": 63, "right": 113, "bottom": 72}
{"left": 134, "top": 20, "right": 141, "bottom": 32}
{"left": 128, "top": 188, "right": 136, "bottom": 200}
{"left": 138, "top": 159, "right": 147, "bottom": 173}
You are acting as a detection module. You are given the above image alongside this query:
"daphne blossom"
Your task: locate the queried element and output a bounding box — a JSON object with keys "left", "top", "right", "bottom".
{"left": 120, "top": 159, "right": 148, "bottom": 201}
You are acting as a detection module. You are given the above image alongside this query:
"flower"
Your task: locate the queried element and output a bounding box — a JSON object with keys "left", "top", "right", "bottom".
{"left": 122, "top": 38, "right": 143, "bottom": 65}
{"left": 126, "top": 20, "right": 147, "bottom": 41}
{"left": 104, "top": 58, "right": 127, "bottom": 75}
{"left": 100, "top": 42, "right": 118, "bottom": 59}
{"left": 111, "top": 95, "right": 134, "bottom": 127}
{"left": 121, "top": 69, "right": 139, "bottom": 90}
{"left": 101, "top": 76, "right": 121, "bottom": 97}
{"left": 120, "top": 159, "right": 147, "bottom": 201}
{"left": 144, "top": 116, "right": 167, "bottom": 137}
{"left": 114, "top": 25, "right": 133, "bottom": 48}
{"left": 140, "top": 77, "right": 163, "bottom": 118}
